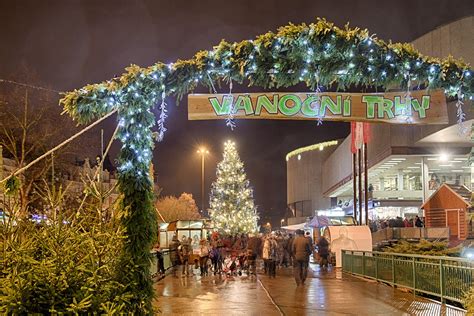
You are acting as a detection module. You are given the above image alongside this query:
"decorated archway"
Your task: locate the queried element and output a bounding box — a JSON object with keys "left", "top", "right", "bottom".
{"left": 59, "top": 18, "right": 473, "bottom": 312}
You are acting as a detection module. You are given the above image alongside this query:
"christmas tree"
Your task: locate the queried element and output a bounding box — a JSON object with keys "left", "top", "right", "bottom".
{"left": 209, "top": 140, "right": 259, "bottom": 235}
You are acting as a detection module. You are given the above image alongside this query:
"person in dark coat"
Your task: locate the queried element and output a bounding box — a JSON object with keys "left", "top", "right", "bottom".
{"left": 305, "top": 231, "right": 314, "bottom": 250}
{"left": 415, "top": 216, "right": 424, "bottom": 228}
{"left": 153, "top": 243, "right": 166, "bottom": 275}
{"left": 246, "top": 233, "right": 260, "bottom": 275}
{"left": 292, "top": 229, "right": 312, "bottom": 286}
{"left": 169, "top": 235, "right": 180, "bottom": 277}
{"left": 286, "top": 234, "right": 295, "bottom": 266}
{"left": 317, "top": 236, "right": 330, "bottom": 268}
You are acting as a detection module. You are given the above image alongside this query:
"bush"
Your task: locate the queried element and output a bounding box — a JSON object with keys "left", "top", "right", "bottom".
{"left": 0, "top": 181, "right": 145, "bottom": 314}
{"left": 384, "top": 239, "right": 461, "bottom": 256}
{"left": 0, "top": 214, "right": 130, "bottom": 314}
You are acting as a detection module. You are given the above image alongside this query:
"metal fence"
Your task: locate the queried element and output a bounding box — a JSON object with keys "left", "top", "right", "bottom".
{"left": 150, "top": 249, "right": 174, "bottom": 276}
{"left": 342, "top": 250, "right": 474, "bottom": 305}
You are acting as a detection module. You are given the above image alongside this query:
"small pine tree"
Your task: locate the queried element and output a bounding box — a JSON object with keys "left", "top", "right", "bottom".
{"left": 209, "top": 141, "right": 259, "bottom": 235}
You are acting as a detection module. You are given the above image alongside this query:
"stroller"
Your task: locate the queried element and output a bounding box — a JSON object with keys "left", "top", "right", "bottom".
{"left": 222, "top": 253, "right": 241, "bottom": 277}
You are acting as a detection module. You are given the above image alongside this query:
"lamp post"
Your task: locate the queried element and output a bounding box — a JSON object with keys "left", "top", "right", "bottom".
{"left": 266, "top": 222, "right": 272, "bottom": 233}
{"left": 196, "top": 148, "right": 209, "bottom": 213}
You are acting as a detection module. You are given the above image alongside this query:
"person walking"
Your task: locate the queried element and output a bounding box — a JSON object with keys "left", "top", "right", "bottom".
{"left": 153, "top": 243, "right": 166, "bottom": 276}
{"left": 199, "top": 239, "right": 210, "bottom": 276}
{"left": 317, "top": 235, "right": 330, "bottom": 268}
{"left": 179, "top": 236, "right": 191, "bottom": 276}
{"left": 305, "top": 231, "right": 314, "bottom": 254}
{"left": 276, "top": 233, "right": 285, "bottom": 267}
{"left": 246, "top": 233, "right": 260, "bottom": 275}
{"left": 292, "top": 229, "right": 312, "bottom": 286}
{"left": 169, "top": 235, "right": 181, "bottom": 277}
{"left": 286, "top": 233, "right": 295, "bottom": 267}
{"left": 210, "top": 234, "right": 223, "bottom": 275}
{"left": 262, "top": 235, "right": 277, "bottom": 277}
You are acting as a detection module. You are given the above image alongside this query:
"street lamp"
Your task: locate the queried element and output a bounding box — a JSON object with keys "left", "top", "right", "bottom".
{"left": 196, "top": 147, "right": 209, "bottom": 212}
{"left": 266, "top": 222, "right": 271, "bottom": 233}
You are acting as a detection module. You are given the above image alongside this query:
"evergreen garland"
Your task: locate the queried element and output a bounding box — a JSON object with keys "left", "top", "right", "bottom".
{"left": 61, "top": 19, "right": 473, "bottom": 125}
{"left": 59, "top": 18, "right": 473, "bottom": 312}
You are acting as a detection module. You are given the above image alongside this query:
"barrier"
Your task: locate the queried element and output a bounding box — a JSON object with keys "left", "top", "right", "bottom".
{"left": 150, "top": 249, "right": 174, "bottom": 276}
{"left": 342, "top": 250, "right": 474, "bottom": 306}
{"left": 371, "top": 227, "right": 450, "bottom": 246}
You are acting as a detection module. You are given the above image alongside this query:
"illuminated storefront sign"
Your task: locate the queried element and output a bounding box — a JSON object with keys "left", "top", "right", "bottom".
{"left": 317, "top": 210, "right": 346, "bottom": 217}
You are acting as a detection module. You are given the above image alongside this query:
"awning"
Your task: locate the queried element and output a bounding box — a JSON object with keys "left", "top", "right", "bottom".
{"left": 307, "top": 216, "right": 330, "bottom": 228}
{"left": 167, "top": 221, "right": 177, "bottom": 231}
{"left": 280, "top": 222, "right": 306, "bottom": 231}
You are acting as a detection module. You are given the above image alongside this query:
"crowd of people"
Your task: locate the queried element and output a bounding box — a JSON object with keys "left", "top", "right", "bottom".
{"left": 369, "top": 215, "right": 424, "bottom": 232}
{"left": 154, "top": 229, "right": 331, "bottom": 286}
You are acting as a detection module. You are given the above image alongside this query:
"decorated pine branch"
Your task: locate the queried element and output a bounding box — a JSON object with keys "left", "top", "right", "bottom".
{"left": 61, "top": 18, "right": 473, "bottom": 126}
{"left": 209, "top": 141, "right": 259, "bottom": 235}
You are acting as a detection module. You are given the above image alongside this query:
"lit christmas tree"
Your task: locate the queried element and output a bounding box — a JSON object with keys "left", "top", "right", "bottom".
{"left": 209, "top": 140, "right": 259, "bottom": 235}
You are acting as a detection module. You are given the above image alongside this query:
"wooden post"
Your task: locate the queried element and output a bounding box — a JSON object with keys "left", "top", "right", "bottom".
{"left": 201, "top": 153, "right": 205, "bottom": 212}
{"left": 352, "top": 152, "right": 358, "bottom": 224}
{"left": 358, "top": 148, "right": 363, "bottom": 226}
{"left": 364, "top": 142, "right": 369, "bottom": 226}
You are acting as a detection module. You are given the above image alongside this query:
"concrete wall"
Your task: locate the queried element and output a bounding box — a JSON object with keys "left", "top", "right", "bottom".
{"left": 411, "top": 16, "right": 474, "bottom": 66}
{"left": 321, "top": 123, "right": 397, "bottom": 195}
{"left": 410, "top": 16, "right": 474, "bottom": 142}
{"left": 287, "top": 144, "right": 338, "bottom": 211}
{"left": 321, "top": 137, "right": 352, "bottom": 195}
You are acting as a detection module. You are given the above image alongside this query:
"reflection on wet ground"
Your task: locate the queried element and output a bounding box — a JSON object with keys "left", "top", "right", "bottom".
{"left": 153, "top": 263, "right": 466, "bottom": 315}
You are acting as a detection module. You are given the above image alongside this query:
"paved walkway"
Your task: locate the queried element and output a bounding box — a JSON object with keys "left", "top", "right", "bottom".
{"left": 153, "top": 263, "right": 465, "bottom": 315}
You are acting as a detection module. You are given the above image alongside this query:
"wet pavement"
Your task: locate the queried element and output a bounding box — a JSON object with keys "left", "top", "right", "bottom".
{"left": 153, "top": 263, "right": 466, "bottom": 315}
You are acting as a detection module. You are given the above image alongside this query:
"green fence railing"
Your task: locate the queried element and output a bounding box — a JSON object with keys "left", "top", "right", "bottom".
{"left": 150, "top": 249, "right": 173, "bottom": 277}
{"left": 342, "top": 250, "right": 474, "bottom": 305}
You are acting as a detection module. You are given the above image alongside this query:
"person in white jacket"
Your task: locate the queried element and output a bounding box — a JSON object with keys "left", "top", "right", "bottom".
{"left": 199, "top": 239, "right": 211, "bottom": 276}
{"left": 262, "top": 234, "right": 277, "bottom": 278}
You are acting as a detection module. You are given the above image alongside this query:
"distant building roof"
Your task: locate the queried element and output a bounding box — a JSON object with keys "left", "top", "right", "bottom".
{"left": 445, "top": 184, "right": 472, "bottom": 204}
{"left": 421, "top": 183, "right": 472, "bottom": 209}
{"left": 286, "top": 140, "right": 339, "bottom": 161}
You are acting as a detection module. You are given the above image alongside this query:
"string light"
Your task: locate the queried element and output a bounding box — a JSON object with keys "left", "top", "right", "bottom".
{"left": 209, "top": 141, "right": 259, "bottom": 234}
{"left": 59, "top": 18, "right": 473, "bottom": 188}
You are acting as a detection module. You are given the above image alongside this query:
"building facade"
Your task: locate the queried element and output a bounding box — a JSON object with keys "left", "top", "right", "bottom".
{"left": 0, "top": 150, "right": 119, "bottom": 216}
{"left": 286, "top": 16, "right": 474, "bottom": 228}
{"left": 286, "top": 141, "right": 339, "bottom": 225}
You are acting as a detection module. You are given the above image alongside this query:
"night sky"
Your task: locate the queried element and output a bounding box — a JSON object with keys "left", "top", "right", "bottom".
{"left": 1, "top": 0, "right": 473, "bottom": 226}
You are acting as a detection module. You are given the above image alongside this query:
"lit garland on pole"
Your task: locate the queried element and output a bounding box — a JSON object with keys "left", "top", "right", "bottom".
{"left": 209, "top": 141, "right": 259, "bottom": 235}
{"left": 59, "top": 18, "right": 473, "bottom": 313}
